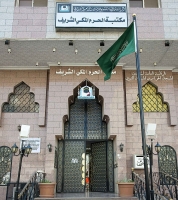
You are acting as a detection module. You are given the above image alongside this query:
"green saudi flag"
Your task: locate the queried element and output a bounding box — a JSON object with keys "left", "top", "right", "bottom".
{"left": 97, "top": 22, "right": 135, "bottom": 81}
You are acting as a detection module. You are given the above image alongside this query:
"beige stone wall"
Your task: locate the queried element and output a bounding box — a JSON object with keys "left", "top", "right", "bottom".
{"left": 125, "top": 70, "right": 178, "bottom": 174}
{"left": 1, "top": 68, "right": 178, "bottom": 192}
{"left": 0, "top": 70, "right": 47, "bottom": 182}
{"left": 45, "top": 66, "right": 126, "bottom": 184}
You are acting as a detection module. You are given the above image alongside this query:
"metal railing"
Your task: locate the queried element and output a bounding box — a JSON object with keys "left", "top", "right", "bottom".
{"left": 18, "top": 172, "right": 39, "bottom": 200}
{"left": 132, "top": 171, "right": 169, "bottom": 200}
{"left": 6, "top": 172, "right": 39, "bottom": 200}
{"left": 153, "top": 172, "right": 178, "bottom": 200}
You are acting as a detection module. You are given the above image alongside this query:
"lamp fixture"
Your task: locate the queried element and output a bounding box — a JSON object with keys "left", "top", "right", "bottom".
{"left": 165, "top": 40, "right": 170, "bottom": 46}
{"left": 5, "top": 40, "right": 10, "bottom": 45}
{"left": 75, "top": 49, "right": 78, "bottom": 54}
{"left": 11, "top": 141, "right": 32, "bottom": 200}
{"left": 47, "top": 143, "right": 52, "bottom": 152}
{"left": 95, "top": 62, "right": 98, "bottom": 65}
{"left": 11, "top": 143, "right": 18, "bottom": 154}
{"left": 53, "top": 48, "right": 56, "bottom": 52}
{"left": 119, "top": 143, "right": 124, "bottom": 152}
{"left": 139, "top": 48, "right": 143, "bottom": 53}
{"left": 155, "top": 142, "right": 161, "bottom": 153}
{"left": 98, "top": 48, "right": 102, "bottom": 54}
{"left": 100, "top": 41, "right": 105, "bottom": 46}
{"left": 57, "top": 61, "right": 61, "bottom": 65}
{"left": 153, "top": 62, "right": 157, "bottom": 66}
{"left": 69, "top": 40, "right": 73, "bottom": 46}
{"left": 36, "top": 62, "right": 38, "bottom": 66}
{"left": 8, "top": 48, "right": 11, "bottom": 53}
{"left": 17, "top": 125, "right": 21, "bottom": 132}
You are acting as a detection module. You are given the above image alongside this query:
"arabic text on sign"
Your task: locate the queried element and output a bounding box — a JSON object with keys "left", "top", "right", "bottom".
{"left": 125, "top": 71, "right": 173, "bottom": 81}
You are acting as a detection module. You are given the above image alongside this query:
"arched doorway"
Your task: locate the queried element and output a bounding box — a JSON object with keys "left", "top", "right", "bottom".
{"left": 56, "top": 82, "right": 114, "bottom": 193}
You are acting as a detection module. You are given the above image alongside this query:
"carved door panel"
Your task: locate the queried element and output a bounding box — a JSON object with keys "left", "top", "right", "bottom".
{"left": 63, "top": 141, "right": 85, "bottom": 193}
{"left": 90, "top": 142, "right": 107, "bottom": 192}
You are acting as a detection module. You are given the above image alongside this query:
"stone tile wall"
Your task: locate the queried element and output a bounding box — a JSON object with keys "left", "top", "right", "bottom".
{"left": 125, "top": 70, "right": 178, "bottom": 174}
{"left": 12, "top": 7, "right": 48, "bottom": 39}
{"left": 161, "top": 0, "right": 178, "bottom": 39}
{"left": 45, "top": 66, "right": 127, "bottom": 183}
{"left": 0, "top": 70, "right": 47, "bottom": 182}
{"left": 0, "top": 0, "right": 14, "bottom": 38}
{"left": 129, "top": 8, "right": 164, "bottom": 39}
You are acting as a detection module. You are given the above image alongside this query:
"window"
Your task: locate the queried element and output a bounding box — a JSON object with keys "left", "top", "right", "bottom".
{"left": 2, "top": 82, "right": 39, "bottom": 113}
{"left": 129, "top": 0, "right": 143, "bottom": 8}
{"left": 132, "top": 82, "right": 168, "bottom": 112}
{"left": 16, "top": 0, "right": 47, "bottom": 7}
{"left": 129, "top": 0, "right": 160, "bottom": 8}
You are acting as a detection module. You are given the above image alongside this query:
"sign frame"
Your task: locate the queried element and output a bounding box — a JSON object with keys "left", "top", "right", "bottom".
{"left": 55, "top": 3, "right": 128, "bottom": 30}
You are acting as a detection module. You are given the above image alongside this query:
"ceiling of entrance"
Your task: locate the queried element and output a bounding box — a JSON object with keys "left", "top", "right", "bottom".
{"left": 0, "top": 39, "right": 178, "bottom": 71}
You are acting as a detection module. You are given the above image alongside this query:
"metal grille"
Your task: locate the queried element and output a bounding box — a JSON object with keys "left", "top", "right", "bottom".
{"left": 56, "top": 141, "right": 63, "bottom": 192}
{"left": 66, "top": 98, "right": 107, "bottom": 139}
{"left": 69, "top": 99, "right": 85, "bottom": 139}
{"left": 87, "top": 100, "right": 106, "bottom": 139}
{"left": 0, "top": 146, "right": 12, "bottom": 185}
{"left": 2, "top": 82, "right": 39, "bottom": 113}
{"left": 107, "top": 141, "right": 114, "bottom": 192}
{"left": 54, "top": 147, "right": 58, "bottom": 168}
{"left": 63, "top": 141, "right": 85, "bottom": 192}
{"left": 158, "top": 145, "right": 178, "bottom": 178}
{"left": 90, "top": 142, "right": 107, "bottom": 192}
{"left": 132, "top": 82, "right": 168, "bottom": 112}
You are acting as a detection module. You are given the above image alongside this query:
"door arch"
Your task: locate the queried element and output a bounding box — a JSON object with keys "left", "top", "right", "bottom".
{"left": 56, "top": 81, "right": 114, "bottom": 193}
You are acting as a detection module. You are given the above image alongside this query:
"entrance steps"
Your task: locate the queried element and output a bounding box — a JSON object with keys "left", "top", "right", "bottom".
{"left": 35, "top": 193, "right": 137, "bottom": 200}
{"left": 35, "top": 198, "right": 137, "bottom": 200}
{"left": 34, "top": 191, "right": 137, "bottom": 200}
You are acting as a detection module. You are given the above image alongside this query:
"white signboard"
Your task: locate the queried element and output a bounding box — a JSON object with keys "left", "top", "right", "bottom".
{"left": 56, "top": 3, "right": 128, "bottom": 28}
{"left": 21, "top": 138, "right": 41, "bottom": 153}
{"left": 133, "top": 155, "right": 150, "bottom": 169}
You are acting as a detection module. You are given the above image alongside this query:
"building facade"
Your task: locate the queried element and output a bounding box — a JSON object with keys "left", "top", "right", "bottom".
{"left": 0, "top": 0, "right": 178, "bottom": 195}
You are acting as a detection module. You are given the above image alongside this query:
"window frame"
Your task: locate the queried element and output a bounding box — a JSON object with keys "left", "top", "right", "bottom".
{"left": 129, "top": 0, "right": 161, "bottom": 8}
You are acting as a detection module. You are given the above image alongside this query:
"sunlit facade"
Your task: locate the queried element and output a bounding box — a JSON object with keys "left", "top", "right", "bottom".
{"left": 0, "top": 0, "right": 178, "bottom": 196}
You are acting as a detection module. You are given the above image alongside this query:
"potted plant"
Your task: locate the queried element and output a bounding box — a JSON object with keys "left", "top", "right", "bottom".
{"left": 38, "top": 179, "right": 56, "bottom": 198}
{"left": 117, "top": 177, "right": 134, "bottom": 197}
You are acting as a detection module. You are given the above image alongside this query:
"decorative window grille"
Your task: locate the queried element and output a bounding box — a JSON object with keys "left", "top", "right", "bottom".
{"left": 132, "top": 82, "right": 168, "bottom": 112}
{"left": 2, "top": 82, "right": 39, "bottom": 113}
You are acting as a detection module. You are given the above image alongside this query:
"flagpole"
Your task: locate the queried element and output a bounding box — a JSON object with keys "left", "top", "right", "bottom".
{"left": 133, "top": 14, "right": 150, "bottom": 200}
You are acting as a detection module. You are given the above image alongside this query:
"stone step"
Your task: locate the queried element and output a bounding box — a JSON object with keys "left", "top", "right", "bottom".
{"left": 35, "top": 197, "right": 137, "bottom": 200}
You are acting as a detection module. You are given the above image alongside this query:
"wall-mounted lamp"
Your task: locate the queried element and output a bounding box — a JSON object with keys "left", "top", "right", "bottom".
{"left": 153, "top": 62, "right": 157, "bottom": 66}
{"left": 119, "top": 143, "right": 124, "bottom": 152}
{"left": 53, "top": 48, "right": 56, "bottom": 52}
{"left": 100, "top": 41, "right": 105, "bottom": 46}
{"left": 75, "top": 49, "right": 78, "bottom": 54}
{"left": 36, "top": 62, "right": 38, "bottom": 66}
{"left": 139, "top": 48, "right": 143, "bottom": 53}
{"left": 8, "top": 48, "right": 11, "bottom": 53}
{"left": 17, "top": 125, "right": 21, "bottom": 132}
{"left": 165, "top": 40, "right": 170, "bottom": 46}
{"left": 69, "top": 40, "right": 73, "bottom": 46}
{"left": 57, "top": 61, "right": 61, "bottom": 65}
{"left": 5, "top": 40, "right": 10, "bottom": 45}
{"left": 98, "top": 48, "right": 102, "bottom": 54}
{"left": 47, "top": 143, "right": 52, "bottom": 152}
{"left": 94, "top": 62, "right": 98, "bottom": 65}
